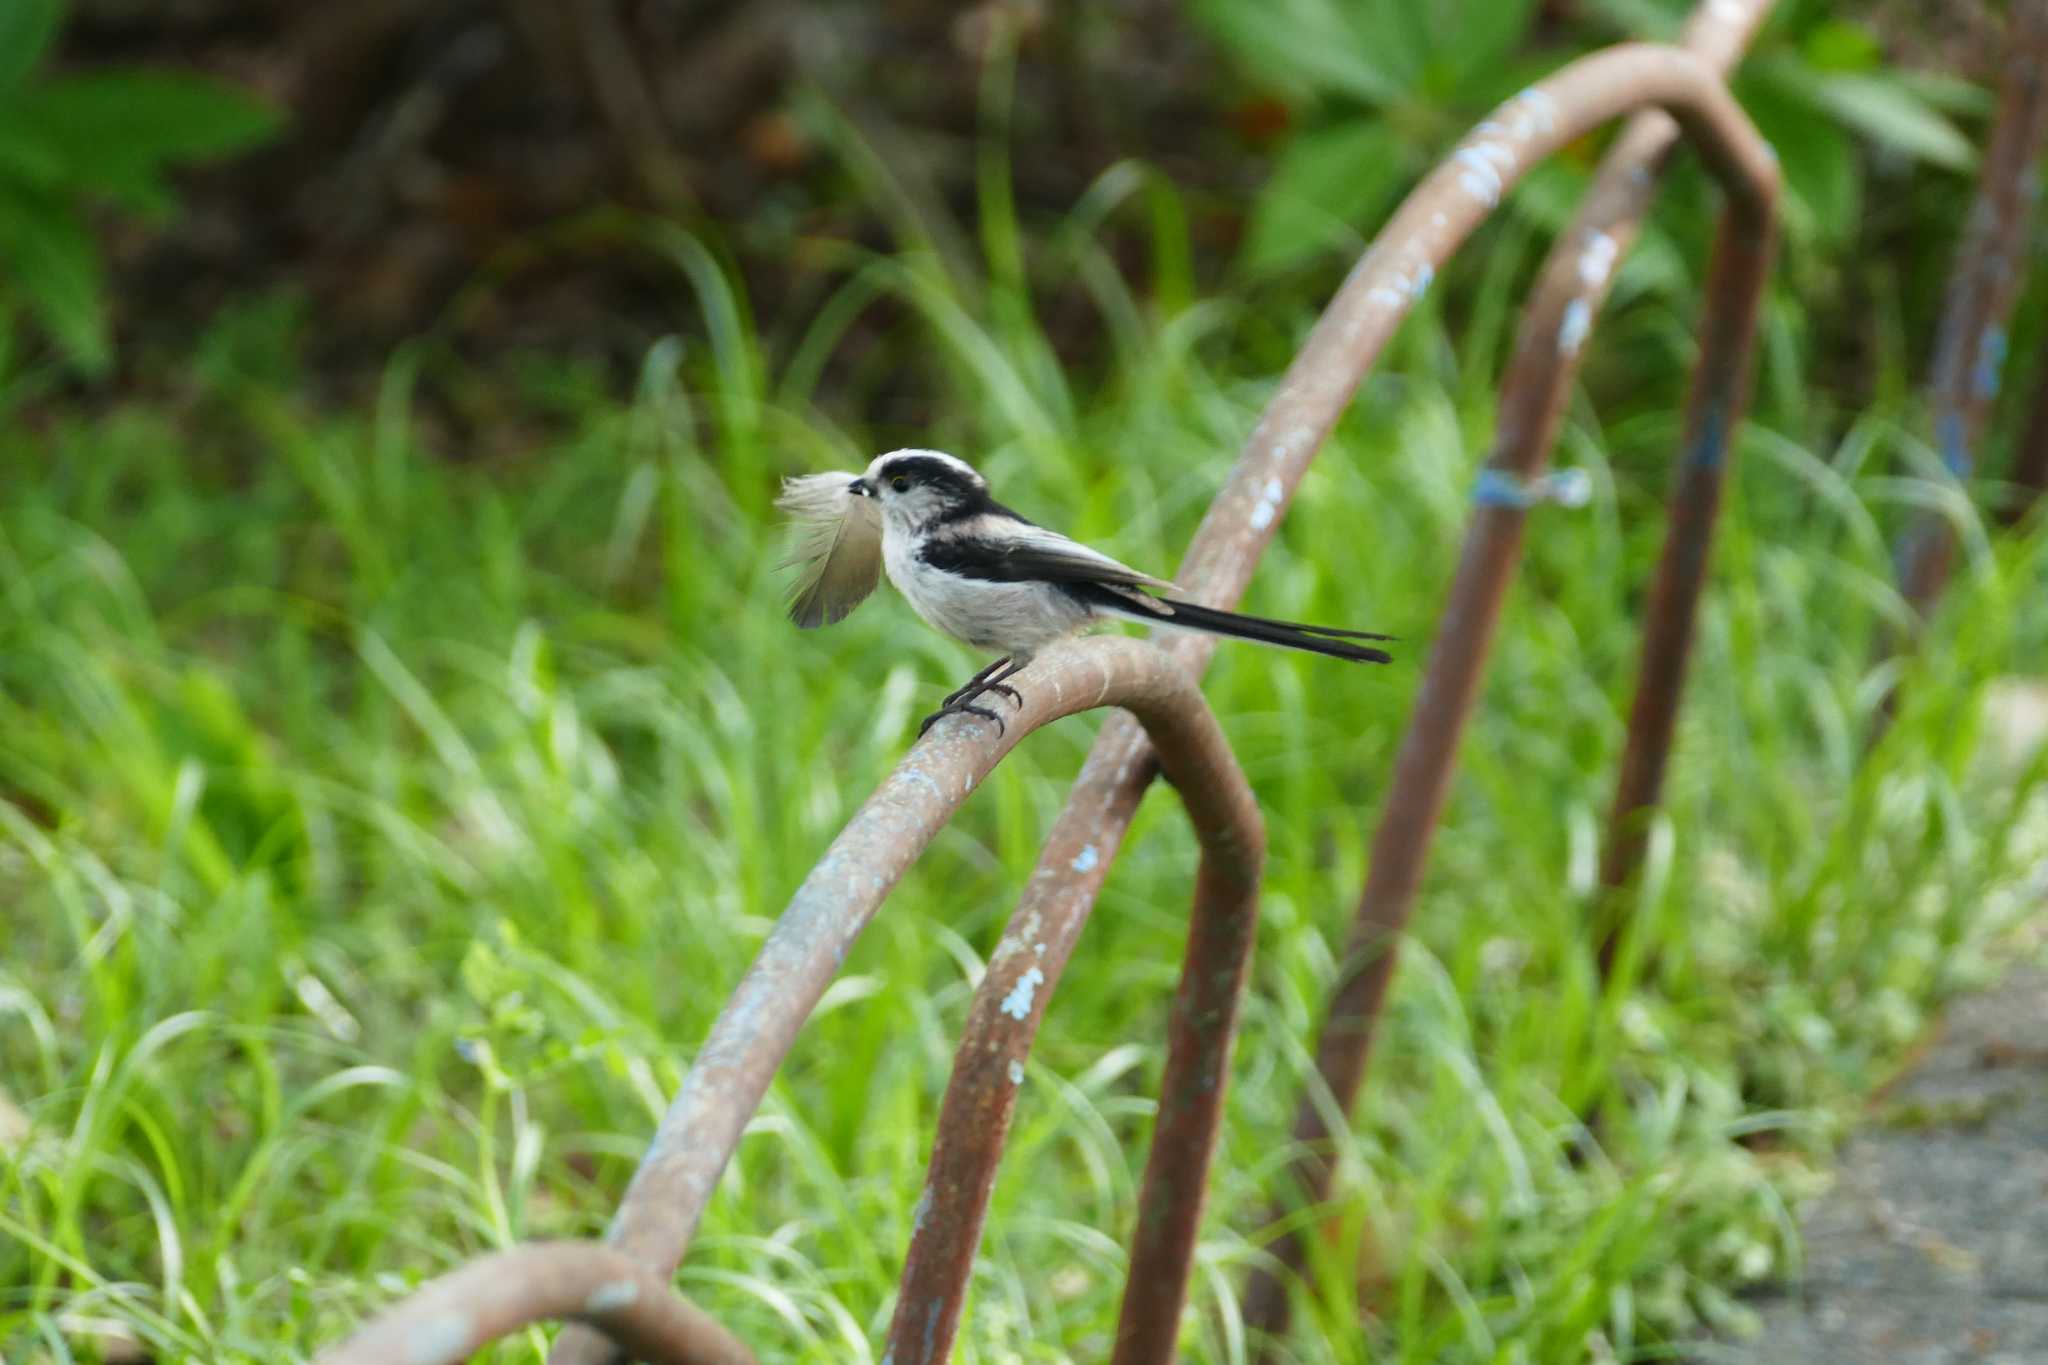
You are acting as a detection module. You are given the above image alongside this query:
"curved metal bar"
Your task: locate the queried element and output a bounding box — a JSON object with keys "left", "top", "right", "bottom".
{"left": 883, "top": 702, "right": 1263, "bottom": 1365}
{"left": 315, "top": 1241, "right": 754, "bottom": 1365}
{"left": 1593, "top": 206, "right": 1775, "bottom": 919}
{"left": 551, "top": 635, "right": 1259, "bottom": 1365}
{"left": 1897, "top": 0, "right": 2048, "bottom": 581}
{"left": 1111, "top": 840, "right": 1263, "bottom": 1364}
{"left": 1239, "top": 0, "right": 1778, "bottom": 1341}
{"left": 546, "top": 38, "right": 1778, "bottom": 1365}
{"left": 978, "top": 39, "right": 1781, "bottom": 1046}
{"left": 922, "top": 36, "right": 1775, "bottom": 1355}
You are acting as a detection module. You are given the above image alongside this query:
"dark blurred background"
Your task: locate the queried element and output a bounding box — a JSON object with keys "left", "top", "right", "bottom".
{"left": 70, "top": 0, "right": 1245, "bottom": 371}
{"left": 43, "top": 1, "right": 2003, "bottom": 391}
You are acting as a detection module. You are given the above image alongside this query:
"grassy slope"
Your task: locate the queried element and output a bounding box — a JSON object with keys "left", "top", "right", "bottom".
{"left": 3, "top": 186, "right": 2048, "bottom": 1363}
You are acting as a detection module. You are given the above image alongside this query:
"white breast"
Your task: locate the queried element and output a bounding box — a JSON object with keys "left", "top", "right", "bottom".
{"left": 881, "top": 534, "right": 1095, "bottom": 656}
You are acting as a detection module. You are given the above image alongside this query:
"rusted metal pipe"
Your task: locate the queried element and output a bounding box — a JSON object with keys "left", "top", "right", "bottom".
{"left": 975, "top": 40, "right": 1783, "bottom": 1108}
{"left": 1895, "top": 0, "right": 2048, "bottom": 606}
{"left": 989, "top": 42, "right": 1783, "bottom": 1031}
{"left": 551, "top": 635, "right": 1259, "bottom": 1365}
{"left": 315, "top": 1241, "right": 754, "bottom": 1365}
{"left": 1593, "top": 207, "right": 1775, "bottom": 953}
{"left": 903, "top": 34, "right": 1774, "bottom": 1354}
{"left": 2005, "top": 343, "right": 2048, "bottom": 525}
{"left": 1989, "top": 8, "right": 2048, "bottom": 526}
{"left": 1111, "top": 838, "right": 1263, "bottom": 1365}
{"left": 883, "top": 705, "right": 1264, "bottom": 1365}
{"left": 563, "top": 36, "right": 1779, "bottom": 1365}
{"left": 1240, "top": 0, "right": 1779, "bottom": 1339}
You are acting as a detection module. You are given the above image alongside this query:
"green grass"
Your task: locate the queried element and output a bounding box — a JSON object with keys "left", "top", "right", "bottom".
{"left": 4, "top": 149, "right": 2048, "bottom": 1363}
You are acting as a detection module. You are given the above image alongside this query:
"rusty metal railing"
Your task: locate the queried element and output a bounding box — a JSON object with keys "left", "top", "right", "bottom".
{"left": 1863, "top": 0, "right": 2048, "bottom": 729}
{"left": 307, "top": 7, "right": 2048, "bottom": 1359}
{"left": 2009, "top": 345, "right": 2048, "bottom": 525}
{"left": 1239, "top": 1, "right": 1781, "bottom": 1343}
{"left": 317, "top": 25, "right": 1786, "bottom": 1365}
{"left": 1893, "top": 0, "right": 2048, "bottom": 589}
{"left": 883, "top": 679, "right": 1263, "bottom": 1365}
{"left": 320, "top": 636, "right": 1264, "bottom": 1364}
{"left": 1858, "top": 0, "right": 2048, "bottom": 751}
{"left": 313, "top": 31, "right": 1786, "bottom": 1365}
{"left": 315, "top": 1243, "right": 753, "bottom": 1365}
{"left": 543, "top": 636, "right": 1266, "bottom": 1365}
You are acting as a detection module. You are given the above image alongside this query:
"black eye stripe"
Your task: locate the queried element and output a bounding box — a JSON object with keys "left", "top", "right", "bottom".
{"left": 876, "top": 455, "right": 981, "bottom": 498}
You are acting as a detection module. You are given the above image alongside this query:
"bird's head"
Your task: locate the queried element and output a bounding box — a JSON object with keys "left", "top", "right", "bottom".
{"left": 849, "top": 449, "right": 989, "bottom": 532}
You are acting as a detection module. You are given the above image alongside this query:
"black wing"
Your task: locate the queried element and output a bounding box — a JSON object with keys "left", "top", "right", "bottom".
{"left": 918, "top": 519, "right": 1173, "bottom": 600}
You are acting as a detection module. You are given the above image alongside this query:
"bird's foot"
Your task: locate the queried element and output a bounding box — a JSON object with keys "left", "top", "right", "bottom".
{"left": 925, "top": 658, "right": 1029, "bottom": 736}
{"left": 919, "top": 700, "right": 1005, "bottom": 736}
{"left": 942, "top": 657, "right": 1012, "bottom": 708}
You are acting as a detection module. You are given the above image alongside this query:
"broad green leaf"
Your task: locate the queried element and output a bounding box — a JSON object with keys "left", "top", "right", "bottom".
{"left": 1808, "top": 71, "right": 1976, "bottom": 171}
{"left": 0, "top": 0, "right": 63, "bottom": 91}
{"left": 1801, "top": 19, "right": 1882, "bottom": 72}
{"left": 1892, "top": 69, "right": 1994, "bottom": 118}
{"left": 1438, "top": 0, "right": 1541, "bottom": 96}
{"left": 1241, "top": 123, "right": 1407, "bottom": 273}
{"left": 16, "top": 69, "right": 281, "bottom": 187}
{"left": 1191, "top": 0, "right": 1404, "bottom": 106}
{"left": 0, "top": 119, "right": 63, "bottom": 189}
{"left": 0, "top": 187, "right": 110, "bottom": 375}
{"left": 1737, "top": 77, "right": 1859, "bottom": 248}
{"left": 1353, "top": 0, "right": 1428, "bottom": 93}
{"left": 1574, "top": 0, "right": 1686, "bottom": 41}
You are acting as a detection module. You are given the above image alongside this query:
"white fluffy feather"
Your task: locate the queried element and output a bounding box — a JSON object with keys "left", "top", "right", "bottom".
{"left": 776, "top": 472, "right": 884, "bottom": 628}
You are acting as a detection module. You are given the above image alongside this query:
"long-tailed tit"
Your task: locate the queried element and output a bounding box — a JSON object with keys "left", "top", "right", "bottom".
{"left": 778, "top": 449, "right": 1391, "bottom": 733}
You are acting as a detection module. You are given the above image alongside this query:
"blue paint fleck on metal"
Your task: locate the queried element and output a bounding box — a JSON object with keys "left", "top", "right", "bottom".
{"left": 1473, "top": 467, "right": 1590, "bottom": 510}
{"left": 1557, "top": 296, "right": 1591, "bottom": 355}
{"left": 583, "top": 1278, "right": 639, "bottom": 1314}
{"left": 899, "top": 768, "right": 944, "bottom": 806}
{"left": 911, "top": 1184, "right": 933, "bottom": 1233}
{"left": 1685, "top": 400, "right": 1728, "bottom": 471}
{"left": 1516, "top": 86, "right": 1558, "bottom": 134}
{"left": 999, "top": 966, "right": 1045, "bottom": 1020}
{"left": 1473, "top": 468, "right": 1532, "bottom": 509}
{"left": 1938, "top": 411, "right": 1970, "bottom": 476}
{"left": 1974, "top": 326, "right": 2007, "bottom": 403}
{"left": 1894, "top": 519, "right": 1931, "bottom": 579}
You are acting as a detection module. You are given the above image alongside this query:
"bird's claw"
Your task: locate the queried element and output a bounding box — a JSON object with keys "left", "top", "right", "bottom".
{"left": 942, "top": 665, "right": 1017, "bottom": 708}
{"left": 925, "top": 658, "right": 1026, "bottom": 736}
{"left": 919, "top": 702, "right": 1005, "bottom": 737}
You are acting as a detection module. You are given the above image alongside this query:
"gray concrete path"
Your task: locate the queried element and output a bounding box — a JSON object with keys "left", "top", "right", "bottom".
{"left": 1700, "top": 968, "right": 2048, "bottom": 1363}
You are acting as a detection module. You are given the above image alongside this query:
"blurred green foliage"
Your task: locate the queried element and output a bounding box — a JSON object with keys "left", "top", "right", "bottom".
{"left": 3, "top": 2, "right": 2048, "bottom": 1360}
{"left": 1198, "top": 0, "right": 1981, "bottom": 277}
{"left": 0, "top": 0, "right": 278, "bottom": 378}
{"left": 1193, "top": 0, "right": 1549, "bottom": 272}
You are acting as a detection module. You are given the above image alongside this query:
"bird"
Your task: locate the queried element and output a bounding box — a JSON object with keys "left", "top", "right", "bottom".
{"left": 777, "top": 449, "right": 1392, "bottom": 734}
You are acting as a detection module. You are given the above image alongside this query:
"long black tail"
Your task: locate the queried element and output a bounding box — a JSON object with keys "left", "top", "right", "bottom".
{"left": 1115, "top": 593, "right": 1394, "bottom": 663}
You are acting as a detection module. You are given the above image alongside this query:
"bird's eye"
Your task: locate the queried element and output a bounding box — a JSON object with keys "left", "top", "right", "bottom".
{"left": 890, "top": 475, "right": 909, "bottom": 493}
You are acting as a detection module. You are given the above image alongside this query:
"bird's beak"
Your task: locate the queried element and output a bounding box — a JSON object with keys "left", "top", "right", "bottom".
{"left": 847, "top": 478, "right": 872, "bottom": 498}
